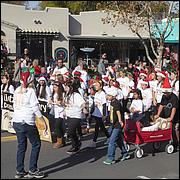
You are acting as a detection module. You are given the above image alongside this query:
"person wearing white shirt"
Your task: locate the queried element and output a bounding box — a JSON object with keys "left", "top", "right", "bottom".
{"left": 64, "top": 78, "right": 87, "bottom": 154}
{"left": 52, "top": 59, "right": 68, "bottom": 76}
{"left": 170, "top": 71, "right": 179, "bottom": 98}
{"left": 36, "top": 76, "right": 52, "bottom": 101}
{"left": 89, "top": 80, "right": 110, "bottom": 148}
{"left": 129, "top": 89, "right": 144, "bottom": 121}
{"left": 140, "top": 80, "right": 153, "bottom": 126}
{"left": 149, "top": 71, "right": 158, "bottom": 92}
{"left": 48, "top": 81, "right": 65, "bottom": 148}
{"left": 12, "top": 76, "right": 47, "bottom": 178}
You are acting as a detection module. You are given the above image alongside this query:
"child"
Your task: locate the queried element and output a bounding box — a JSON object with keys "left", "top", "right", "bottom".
{"left": 129, "top": 89, "right": 144, "bottom": 121}
{"left": 103, "top": 87, "right": 130, "bottom": 165}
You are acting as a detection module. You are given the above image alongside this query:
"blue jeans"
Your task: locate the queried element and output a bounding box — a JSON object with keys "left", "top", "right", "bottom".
{"left": 107, "top": 126, "right": 128, "bottom": 161}
{"left": 13, "top": 122, "right": 41, "bottom": 173}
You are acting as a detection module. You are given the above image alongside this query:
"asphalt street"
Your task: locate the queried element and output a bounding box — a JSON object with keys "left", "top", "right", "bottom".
{"left": 1, "top": 131, "right": 179, "bottom": 179}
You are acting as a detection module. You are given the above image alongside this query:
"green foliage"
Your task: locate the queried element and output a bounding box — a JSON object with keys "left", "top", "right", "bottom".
{"left": 2, "top": 1, "right": 26, "bottom": 5}
{"left": 39, "top": 1, "right": 100, "bottom": 14}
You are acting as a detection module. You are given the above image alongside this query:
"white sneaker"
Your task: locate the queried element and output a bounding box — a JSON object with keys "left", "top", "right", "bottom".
{"left": 88, "top": 141, "right": 96, "bottom": 148}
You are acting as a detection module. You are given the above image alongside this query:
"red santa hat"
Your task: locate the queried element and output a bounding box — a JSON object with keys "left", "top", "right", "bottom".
{"left": 38, "top": 76, "right": 47, "bottom": 83}
{"left": 50, "top": 75, "right": 55, "bottom": 81}
{"left": 20, "top": 70, "right": 34, "bottom": 88}
{"left": 102, "top": 75, "right": 109, "bottom": 84}
{"left": 141, "top": 78, "right": 149, "bottom": 86}
{"left": 113, "top": 81, "right": 120, "bottom": 89}
{"left": 74, "top": 71, "right": 81, "bottom": 77}
{"left": 156, "top": 71, "right": 166, "bottom": 78}
{"left": 139, "top": 70, "right": 147, "bottom": 77}
{"left": 92, "top": 75, "right": 101, "bottom": 81}
{"left": 88, "top": 79, "right": 95, "bottom": 87}
{"left": 161, "top": 74, "right": 172, "bottom": 93}
{"left": 63, "top": 71, "right": 72, "bottom": 79}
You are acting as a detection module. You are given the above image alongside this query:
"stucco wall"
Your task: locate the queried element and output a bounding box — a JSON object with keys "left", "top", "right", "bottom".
{"left": 70, "top": 11, "right": 149, "bottom": 38}
{"left": 1, "top": 3, "right": 69, "bottom": 63}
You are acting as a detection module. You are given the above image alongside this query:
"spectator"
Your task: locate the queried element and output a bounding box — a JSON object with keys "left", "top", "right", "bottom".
{"left": 98, "top": 53, "right": 107, "bottom": 76}
{"left": 52, "top": 59, "right": 68, "bottom": 76}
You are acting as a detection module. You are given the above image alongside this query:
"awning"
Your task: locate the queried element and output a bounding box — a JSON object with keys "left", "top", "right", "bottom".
{"left": 68, "top": 35, "right": 149, "bottom": 40}
{"left": 16, "top": 28, "right": 61, "bottom": 35}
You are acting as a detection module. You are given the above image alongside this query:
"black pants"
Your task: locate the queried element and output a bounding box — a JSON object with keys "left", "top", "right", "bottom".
{"left": 54, "top": 118, "right": 65, "bottom": 138}
{"left": 67, "top": 117, "right": 81, "bottom": 149}
{"left": 93, "top": 116, "right": 110, "bottom": 142}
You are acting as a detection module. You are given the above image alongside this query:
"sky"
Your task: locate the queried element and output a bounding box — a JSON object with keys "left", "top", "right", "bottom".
{"left": 28, "top": 1, "right": 40, "bottom": 9}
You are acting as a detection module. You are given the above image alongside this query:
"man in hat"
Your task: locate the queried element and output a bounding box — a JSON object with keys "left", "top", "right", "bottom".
{"left": 154, "top": 75, "right": 179, "bottom": 151}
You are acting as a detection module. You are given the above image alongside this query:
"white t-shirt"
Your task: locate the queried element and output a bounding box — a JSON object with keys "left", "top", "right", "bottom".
{"left": 53, "top": 93, "right": 64, "bottom": 119}
{"left": 116, "top": 77, "right": 129, "bottom": 97}
{"left": 37, "top": 85, "right": 52, "bottom": 101}
{"left": 65, "top": 92, "right": 85, "bottom": 119}
{"left": 171, "top": 80, "right": 179, "bottom": 98}
{"left": 141, "top": 88, "right": 152, "bottom": 111}
{"left": 127, "top": 79, "right": 135, "bottom": 99}
{"left": 92, "top": 90, "right": 107, "bottom": 117}
{"left": 52, "top": 66, "right": 68, "bottom": 75}
{"left": 130, "top": 99, "right": 144, "bottom": 114}
{"left": 154, "top": 82, "right": 164, "bottom": 104}
{"left": 149, "top": 80, "right": 158, "bottom": 92}
{"left": 12, "top": 87, "right": 42, "bottom": 125}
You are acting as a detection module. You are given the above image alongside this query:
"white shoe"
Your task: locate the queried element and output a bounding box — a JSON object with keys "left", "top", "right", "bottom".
{"left": 88, "top": 141, "right": 96, "bottom": 148}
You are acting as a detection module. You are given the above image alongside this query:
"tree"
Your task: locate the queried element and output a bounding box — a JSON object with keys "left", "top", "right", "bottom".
{"left": 39, "top": 1, "right": 99, "bottom": 14}
{"left": 2, "top": 1, "right": 26, "bottom": 5}
{"left": 97, "top": 1, "right": 179, "bottom": 69}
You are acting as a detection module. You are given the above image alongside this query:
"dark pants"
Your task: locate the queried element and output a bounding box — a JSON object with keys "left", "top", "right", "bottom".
{"left": 13, "top": 122, "right": 41, "bottom": 173}
{"left": 67, "top": 117, "right": 81, "bottom": 149}
{"left": 54, "top": 118, "right": 65, "bottom": 138}
{"left": 93, "top": 116, "right": 110, "bottom": 142}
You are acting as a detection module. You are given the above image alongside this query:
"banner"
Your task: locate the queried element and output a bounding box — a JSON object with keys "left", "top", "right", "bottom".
{"left": 1, "top": 92, "right": 15, "bottom": 133}
{"left": 1, "top": 93, "right": 52, "bottom": 142}
{"left": 35, "top": 99, "right": 52, "bottom": 142}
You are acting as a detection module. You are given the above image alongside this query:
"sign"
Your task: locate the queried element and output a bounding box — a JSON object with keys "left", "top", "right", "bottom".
{"left": 36, "top": 99, "right": 52, "bottom": 142}
{"left": 54, "top": 47, "right": 68, "bottom": 62}
{"left": 1, "top": 92, "right": 15, "bottom": 133}
{"left": 1, "top": 93, "right": 52, "bottom": 142}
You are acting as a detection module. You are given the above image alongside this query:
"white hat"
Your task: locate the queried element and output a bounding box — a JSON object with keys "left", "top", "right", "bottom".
{"left": 38, "top": 76, "right": 47, "bottom": 83}
{"left": 106, "top": 87, "right": 118, "bottom": 97}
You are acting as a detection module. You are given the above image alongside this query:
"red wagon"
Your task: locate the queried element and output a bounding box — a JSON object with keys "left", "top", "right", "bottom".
{"left": 124, "top": 119, "right": 174, "bottom": 158}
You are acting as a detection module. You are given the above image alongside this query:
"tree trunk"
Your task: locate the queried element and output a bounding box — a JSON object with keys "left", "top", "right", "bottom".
{"left": 156, "top": 38, "right": 164, "bottom": 69}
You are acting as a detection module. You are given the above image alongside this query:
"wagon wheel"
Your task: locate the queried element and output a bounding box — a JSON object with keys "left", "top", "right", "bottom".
{"left": 135, "top": 148, "right": 144, "bottom": 158}
{"left": 165, "top": 144, "right": 174, "bottom": 154}
{"left": 153, "top": 142, "right": 161, "bottom": 151}
{"left": 125, "top": 143, "right": 130, "bottom": 152}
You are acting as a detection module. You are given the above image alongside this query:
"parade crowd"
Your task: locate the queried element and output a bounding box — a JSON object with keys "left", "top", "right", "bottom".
{"left": 1, "top": 49, "right": 179, "bottom": 179}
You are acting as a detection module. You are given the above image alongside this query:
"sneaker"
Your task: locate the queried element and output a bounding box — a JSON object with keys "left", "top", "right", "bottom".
{"left": 88, "top": 141, "right": 96, "bottom": 148}
{"left": 120, "top": 154, "right": 130, "bottom": 161}
{"left": 66, "top": 147, "right": 80, "bottom": 155}
{"left": 15, "top": 171, "right": 28, "bottom": 179}
{"left": 27, "top": 169, "right": 45, "bottom": 179}
{"left": 103, "top": 159, "right": 116, "bottom": 165}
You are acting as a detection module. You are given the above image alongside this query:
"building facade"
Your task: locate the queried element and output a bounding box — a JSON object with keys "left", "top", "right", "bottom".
{"left": 2, "top": 3, "right": 157, "bottom": 68}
